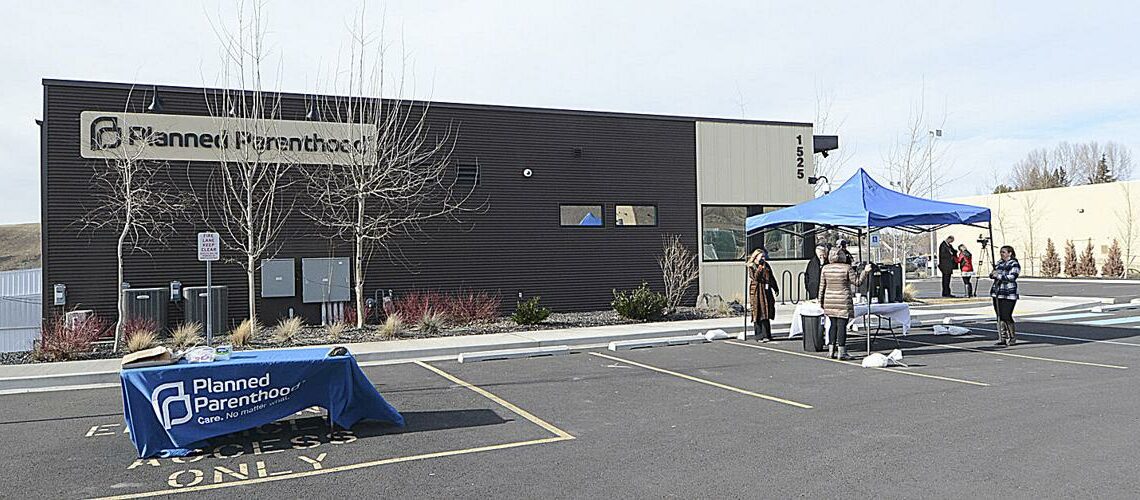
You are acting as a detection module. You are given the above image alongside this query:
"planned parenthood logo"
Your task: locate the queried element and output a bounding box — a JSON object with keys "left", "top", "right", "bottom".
{"left": 89, "top": 115, "right": 122, "bottom": 150}
{"left": 150, "top": 382, "right": 193, "bottom": 430}
{"left": 148, "top": 373, "right": 298, "bottom": 429}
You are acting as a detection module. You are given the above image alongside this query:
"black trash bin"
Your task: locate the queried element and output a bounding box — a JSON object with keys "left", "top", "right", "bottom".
{"left": 802, "top": 314, "right": 825, "bottom": 352}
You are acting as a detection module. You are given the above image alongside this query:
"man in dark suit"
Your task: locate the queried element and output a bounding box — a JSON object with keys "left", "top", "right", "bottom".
{"left": 939, "top": 236, "right": 957, "bottom": 297}
{"left": 804, "top": 245, "right": 828, "bottom": 300}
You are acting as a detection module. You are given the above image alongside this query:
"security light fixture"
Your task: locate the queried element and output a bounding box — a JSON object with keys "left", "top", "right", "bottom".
{"left": 146, "top": 87, "right": 163, "bottom": 113}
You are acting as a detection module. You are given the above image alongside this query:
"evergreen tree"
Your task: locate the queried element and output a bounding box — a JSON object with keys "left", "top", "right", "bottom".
{"left": 1064, "top": 240, "right": 1079, "bottom": 277}
{"left": 1090, "top": 154, "right": 1118, "bottom": 184}
{"left": 1103, "top": 239, "right": 1125, "bottom": 278}
{"left": 1078, "top": 241, "right": 1098, "bottom": 276}
{"left": 1041, "top": 238, "right": 1061, "bottom": 277}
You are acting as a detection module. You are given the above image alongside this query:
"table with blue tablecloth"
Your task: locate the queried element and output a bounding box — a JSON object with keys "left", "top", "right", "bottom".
{"left": 120, "top": 347, "right": 404, "bottom": 458}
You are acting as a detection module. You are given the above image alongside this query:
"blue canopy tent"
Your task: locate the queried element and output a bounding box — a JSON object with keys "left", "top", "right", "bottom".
{"left": 743, "top": 168, "right": 994, "bottom": 354}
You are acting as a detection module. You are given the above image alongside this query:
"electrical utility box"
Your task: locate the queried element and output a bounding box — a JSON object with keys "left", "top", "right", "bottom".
{"left": 122, "top": 287, "right": 170, "bottom": 332}
{"left": 302, "top": 258, "right": 351, "bottom": 304}
{"left": 261, "top": 258, "right": 296, "bottom": 298}
{"left": 183, "top": 286, "right": 228, "bottom": 332}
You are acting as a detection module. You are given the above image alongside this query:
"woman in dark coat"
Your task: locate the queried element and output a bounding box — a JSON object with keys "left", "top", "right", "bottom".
{"left": 804, "top": 245, "right": 827, "bottom": 300}
{"left": 748, "top": 248, "right": 779, "bottom": 342}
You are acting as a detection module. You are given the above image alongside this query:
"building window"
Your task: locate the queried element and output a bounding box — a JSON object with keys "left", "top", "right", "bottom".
{"left": 560, "top": 205, "right": 604, "bottom": 227}
{"left": 615, "top": 205, "right": 657, "bottom": 227}
{"left": 702, "top": 206, "right": 747, "bottom": 261}
{"left": 760, "top": 207, "right": 808, "bottom": 260}
{"left": 702, "top": 205, "right": 809, "bottom": 262}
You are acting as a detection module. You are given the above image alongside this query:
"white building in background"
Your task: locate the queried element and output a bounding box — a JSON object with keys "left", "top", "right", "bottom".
{"left": 0, "top": 268, "right": 41, "bottom": 352}
{"left": 937, "top": 180, "right": 1140, "bottom": 277}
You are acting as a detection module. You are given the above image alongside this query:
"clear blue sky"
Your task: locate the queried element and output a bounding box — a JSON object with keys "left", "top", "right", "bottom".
{"left": 1, "top": 0, "right": 1137, "bottom": 223}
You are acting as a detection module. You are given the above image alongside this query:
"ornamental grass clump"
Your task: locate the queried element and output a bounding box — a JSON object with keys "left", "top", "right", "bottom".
{"left": 417, "top": 311, "right": 446, "bottom": 335}
{"left": 380, "top": 314, "right": 405, "bottom": 339}
{"left": 273, "top": 316, "right": 304, "bottom": 343}
{"left": 229, "top": 318, "right": 260, "bottom": 348}
{"left": 124, "top": 329, "right": 158, "bottom": 353}
{"left": 326, "top": 322, "right": 347, "bottom": 342}
{"left": 171, "top": 322, "right": 203, "bottom": 350}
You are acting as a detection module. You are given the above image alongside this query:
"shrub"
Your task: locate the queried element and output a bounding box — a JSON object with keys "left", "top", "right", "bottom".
{"left": 1041, "top": 239, "right": 1061, "bottom": 278}
{"left": 380, "top": 314, "right": 404, "bottom": 339}
{"left": 449, "top": 291, "right": 502, "bottom": 324}
{"left": 345, "top": 305, "right": 373, "bottom": 326}
{"left": 125, "top": 329, "right": 158, "bottom": 353}
{"left": 326, "top": 322, "right": 347, "bottom": 342}
{"left": 612, "top": 282, "right": 667, "bottom": 321}
{"left": 393, "top": 291, "right": 449, "bottom": 324}
{"left": 1103, "top": 239, "right": 1125, "bottom": 278}
{"left": 511, "top": 296, "right": 551, "bottom": 325}
{"left": 902, "top": 283, "right": 919, "bottom": 302}
{"left": 1078, "top": 241, "right": 1098, "bottom": 277}
{"left": 171, "top": 322, "right": 203, "bottom": 350}
{"left": 417, "top": 311, "right": 446, "bottom": 335}
{"left": 122, "top": 318, "right": 159, "bottom": 340}
{"left": 229, "top": 318, "right": 260, "bottom": 348}
{"left": 273, "top": 316, "right": 305, "bottom": 343}
{"left": 33, "top": 314, "right": 107, "bottom": 361}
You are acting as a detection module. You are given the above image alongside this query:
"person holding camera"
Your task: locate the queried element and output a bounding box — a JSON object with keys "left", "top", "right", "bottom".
{"left": 747, "top": 248, "right": 779, "bottom": 343}
{"left": 990, "top": 245, "right": 1021, "bottom": 346}
{"left": 818, "top": 247, "right": 872, "bottom": 360}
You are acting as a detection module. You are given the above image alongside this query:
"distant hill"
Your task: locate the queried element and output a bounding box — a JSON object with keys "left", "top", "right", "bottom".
{"left": 0, "top": 223, "right": 40, "bottom": 271}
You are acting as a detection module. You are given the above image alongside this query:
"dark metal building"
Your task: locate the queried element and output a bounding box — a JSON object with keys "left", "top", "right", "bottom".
{"left": 41, "top": 79, "right": 817, "bottom": 329}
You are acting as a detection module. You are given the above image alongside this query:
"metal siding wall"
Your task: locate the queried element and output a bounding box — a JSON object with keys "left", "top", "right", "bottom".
{"left": 695, "top": 122, "right": 815, "bottom": 299}
{"left": 42, "top": 81, "right": 699, "bottom": 327}
{"left": 1, "top": 268, "right": 42, "bottom": 352}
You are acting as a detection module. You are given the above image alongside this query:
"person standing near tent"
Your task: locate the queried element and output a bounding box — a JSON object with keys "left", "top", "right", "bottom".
{"left": 804, "top": 245, "right": 827, "bottom": 300}
{"left": 955, "top": 244, "right": 975, "bottom": 297}
{"left": 938, "top": 235, "right": 957, "bottom": 297}
{"left": 747, "top": 248, "right": 779, "bottom": 342}
{"left": 818, "top": 247, "right": 872, "bottom": 359}
{"left": 990, "top": 245, "right": 1021, "bottom": 346}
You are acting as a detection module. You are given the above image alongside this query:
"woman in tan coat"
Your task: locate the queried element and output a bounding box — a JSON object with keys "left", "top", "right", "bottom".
{"left": 747, "top": 248, "right": 780, "bottom": 342}
{"left": 818, "top": 247, "right": 872, "bottom": 359}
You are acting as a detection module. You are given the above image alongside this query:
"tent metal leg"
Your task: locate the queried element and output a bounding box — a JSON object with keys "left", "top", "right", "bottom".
{"left": 865, "top": 224, "right": 872, "bottom": 356}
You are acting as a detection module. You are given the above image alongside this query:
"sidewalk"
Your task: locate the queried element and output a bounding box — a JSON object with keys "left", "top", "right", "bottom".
{"left": 0, "top": 296, "right": 1099, "bottom": 393}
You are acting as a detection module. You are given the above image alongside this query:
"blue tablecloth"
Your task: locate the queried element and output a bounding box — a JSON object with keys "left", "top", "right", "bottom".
{"left": 121, "top": 347, "right": 404, "bottom": 458}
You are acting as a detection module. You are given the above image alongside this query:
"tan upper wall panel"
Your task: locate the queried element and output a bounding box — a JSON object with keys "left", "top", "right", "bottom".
{"left": 696, "top": 121, "right": 814, "bottom": 206}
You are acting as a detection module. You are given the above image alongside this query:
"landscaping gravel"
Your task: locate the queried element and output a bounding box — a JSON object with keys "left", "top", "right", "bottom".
{"left": 0, "top": 306, "right": 737, "bottom": 366}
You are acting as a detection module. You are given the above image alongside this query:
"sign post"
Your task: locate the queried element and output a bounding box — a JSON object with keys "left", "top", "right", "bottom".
{"left": 197, "top": 232, "right": 221, "bottom": 345}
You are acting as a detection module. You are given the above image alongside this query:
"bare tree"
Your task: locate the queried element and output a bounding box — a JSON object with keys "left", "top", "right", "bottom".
{"left": 812, "top": 88, "right": 854, "bottom": 197}
{"left": 82, "top": 89, "right": 180, "bottom": 350}
{"left": 201, "top": 2, "right": 297, "bottom": 327}
{"left": 1116, "top": 183, "right": 1138, "bottom": 276}
{"left": 659, "top": 234, "right": 699, "bottom": 313}
{"left": 304, "top": 9, "right": 478, "bottom": 327}
{"left": 1019, "top": 193, "right": 1042, "bottom": 275}
{"left": 879, "top": 89, "right": 956, "bottom": 270}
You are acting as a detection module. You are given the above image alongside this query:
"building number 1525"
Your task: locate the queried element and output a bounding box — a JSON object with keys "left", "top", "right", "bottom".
{"left": 795, "top": 135, "right": 805, "bottom": 179}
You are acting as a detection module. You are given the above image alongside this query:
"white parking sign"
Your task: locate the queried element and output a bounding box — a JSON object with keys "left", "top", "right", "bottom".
{"left": 197, "top": 232, "right": 220, "bottom": 262}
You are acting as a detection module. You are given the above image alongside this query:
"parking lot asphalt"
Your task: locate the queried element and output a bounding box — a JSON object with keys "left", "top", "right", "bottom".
{"left": 3, "top": 318, "right": 1140, "bottom": 498}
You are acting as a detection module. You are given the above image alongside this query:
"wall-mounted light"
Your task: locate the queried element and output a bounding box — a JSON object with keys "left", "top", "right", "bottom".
{"left": 146, "top": 86, "right": 163, "bottom": 113}
{"left": 522, "top": 168, "right": 533, "bottom": 178}
{"left": 1078, "top": 208, "right": 1085, "bottom": 213}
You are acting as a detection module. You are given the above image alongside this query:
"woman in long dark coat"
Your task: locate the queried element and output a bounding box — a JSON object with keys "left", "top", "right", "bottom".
{"left": 748, "top": 248, "right": 780, "bottom": 342}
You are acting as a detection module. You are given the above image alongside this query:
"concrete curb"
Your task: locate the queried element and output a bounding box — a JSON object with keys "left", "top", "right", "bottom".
{"left": 0, "top": 318, "right": 768, "bottom": 393}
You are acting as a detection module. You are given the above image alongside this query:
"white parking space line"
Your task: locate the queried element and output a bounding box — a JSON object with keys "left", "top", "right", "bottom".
{"left": 885, "top": 337, "right": 1128, "bottom": 370}
{"left": 968, "top": 326, "right": 1140, "bottom": 348}
{"left": 1080, "top": 316, "right": 1140, "bottom": 327}
{"left": 1026, "top": 312, "right": 1107, "bottom": 322}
